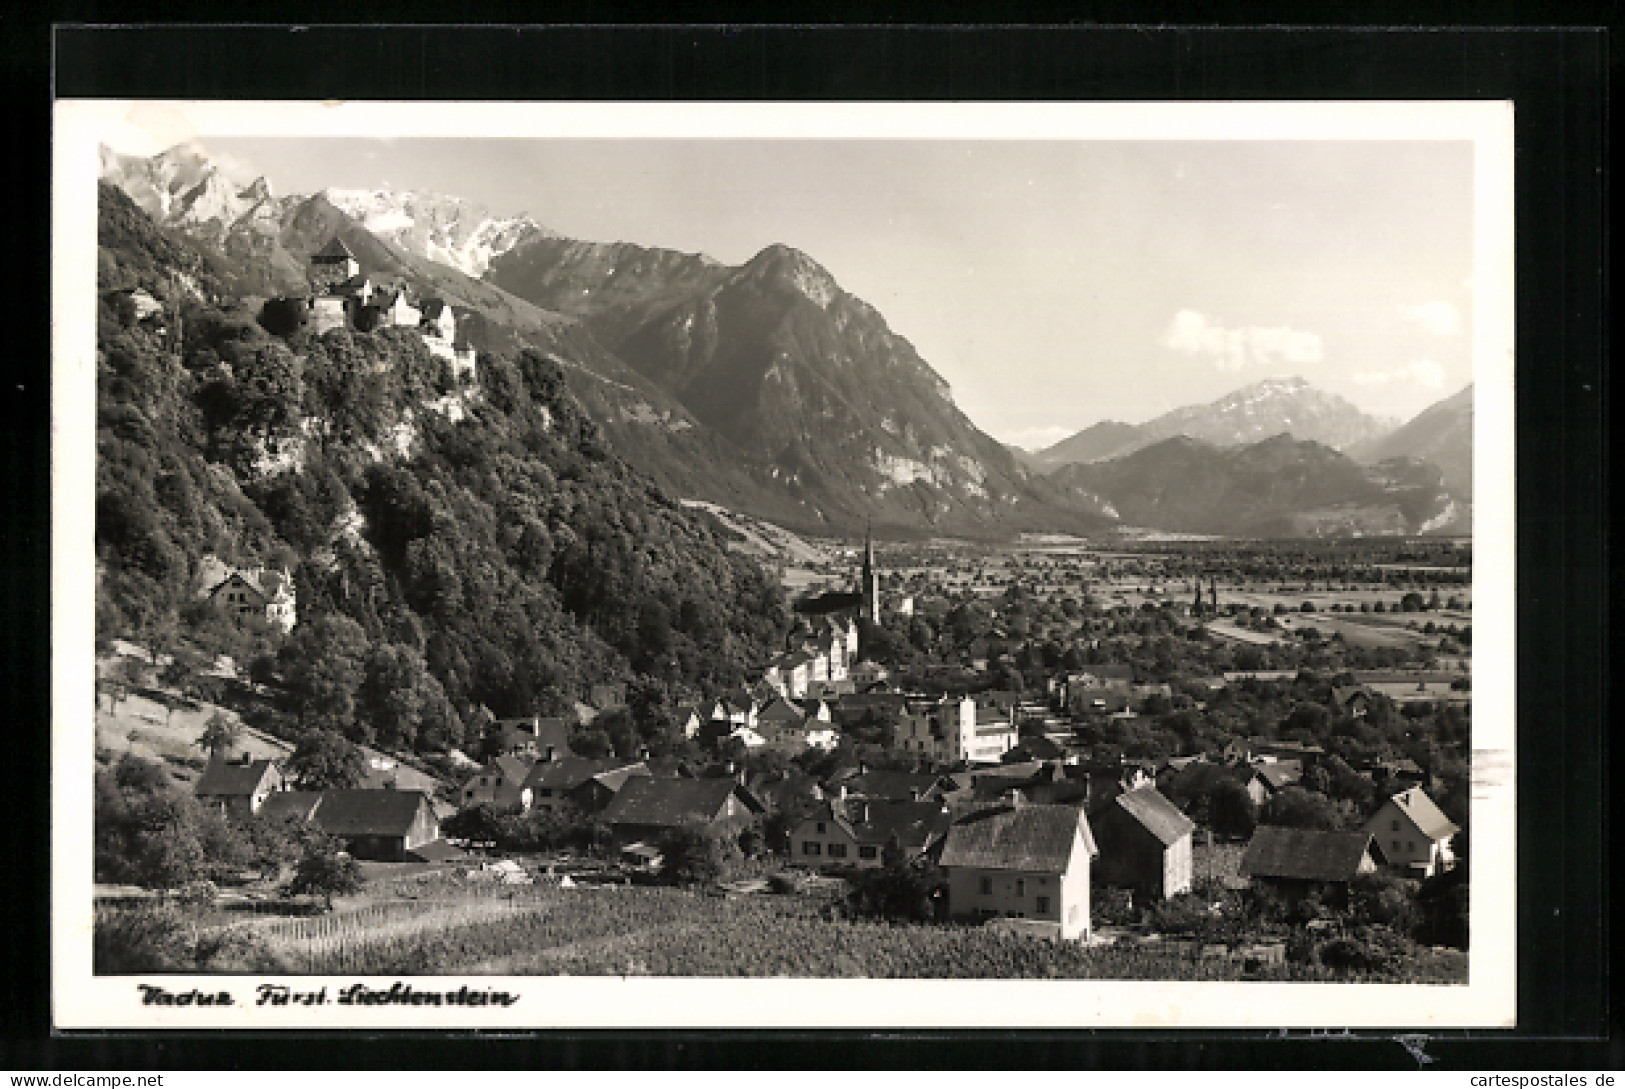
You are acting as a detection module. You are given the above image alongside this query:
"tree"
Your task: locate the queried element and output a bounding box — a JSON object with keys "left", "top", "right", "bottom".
{"left": 285, "top": 729, "right": 366, "bottom": 790}
{"left": 1208, "top": 778, "right": 1259, "bottom": 838}
{"left": 655, "top": 822, "right": 727, "bottom": 885}
{"left": 280, "top": 614, "right": 370, "bottom": 731}
{"left": 285, "top": 838, "right": 363, "bottom": 911}
{"left": 357, "top": 642, "right": 460, "bottom": 750}
{"left": 1261, "top": 786, "right": 1345, "bottom": 831}
{"left": 196, "top": 711, "right": 243, "bottom": 759}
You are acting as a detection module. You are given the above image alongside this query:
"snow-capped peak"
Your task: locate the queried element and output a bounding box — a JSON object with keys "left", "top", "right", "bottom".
{"left": 322, "top": 187, "right": 552, "bottom": 277}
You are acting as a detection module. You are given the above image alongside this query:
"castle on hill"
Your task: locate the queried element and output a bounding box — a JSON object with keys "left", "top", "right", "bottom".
{"left": 301, "top": 236, "right": 477, "bottom": 381}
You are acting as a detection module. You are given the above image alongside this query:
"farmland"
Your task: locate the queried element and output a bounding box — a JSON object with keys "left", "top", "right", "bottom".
{"left": 103, "top": 878, "right": 1465, "bottom": 983}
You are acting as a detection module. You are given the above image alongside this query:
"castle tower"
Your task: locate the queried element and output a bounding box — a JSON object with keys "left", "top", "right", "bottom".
{"left": 860, "top": 521, "right": 880, "bottom": 625}
{"left": 309, "top": 236, "right": 360, "bottom": 295}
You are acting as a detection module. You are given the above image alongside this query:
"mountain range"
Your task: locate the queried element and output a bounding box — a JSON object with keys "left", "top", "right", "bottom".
{"left": 1027, "top": 376, "right": 1400, "bottom": 469}
{"left": 1051, "top": 433, "right": 1468, "bottom": 538}
{"left": 98, "top": 143, "right": 1470, "bottom": 539}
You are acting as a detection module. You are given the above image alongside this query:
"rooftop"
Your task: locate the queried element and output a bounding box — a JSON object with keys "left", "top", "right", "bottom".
{"left": 938, "top": 804, "right": 1097, "bottom": 874}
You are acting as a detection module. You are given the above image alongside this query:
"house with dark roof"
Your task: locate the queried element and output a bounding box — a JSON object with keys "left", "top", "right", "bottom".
{"left": 1244, "top": 759, "right": 1304, "bottom": 808}
{"left": 256, "top": 790, "right": 324, "bottom": 826}
{"left": 1331, "top": 685, "right": 1373, "bottom": 717}
{"left": 790, "top": 797, "right": 953, "bottom": 869}
{"left": 194, "top": 754, "right": 285, "bottom": 818}
{"left": 1091, "top": 786, "right": 1197, "bottom": 902}
{"left": 458, "top": 754, "right": 535, "bottom": 812}
{"left": 1238, "top": 826, "right": 1379, "bottom": 904}
{"left": 196, "top": 558, "right": 297, "bottom": 634}
{"left": 1362, "top": 786, "right": 1459, "bottom": 878}
{"left": 524, "top": 757, "right": 651, "bottom": 817}
{"left": 307, "top": 789, "right": 441, "bottom": 861}
{"left": 599, "top": 777, "right": 763, "bottom": 846}
{"left": 939, "top": 803, "right": 1100, "bottom": 940}
{"left": 834, "top": 769, "right": 955, "bottom": 804}
{"left": 488, "top": 716, "right": 571, "bottom": 761}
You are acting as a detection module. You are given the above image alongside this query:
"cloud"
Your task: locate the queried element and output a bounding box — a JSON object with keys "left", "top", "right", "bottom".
{"left": 1401, "top": 301, "right": 1462, "bottom": 336}
{"left": 1350, "top": 359, "right": 1447, "bottom": 389}
{"left": 1161, "top": 310, "right": 1324, "bottom": 372}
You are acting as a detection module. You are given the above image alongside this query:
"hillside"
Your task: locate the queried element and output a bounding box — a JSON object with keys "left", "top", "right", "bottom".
{"left": 1345, "top": 384, "right": 1473, "bottom": 497}
{"left": 105, "top": 143, "right": 1105, "bottom": 539}
{"left": 1052, "top": 433, "right": 1465, "bottom": 537}
{"left": 94, "top": 181, "right": 792, "bottom": 759}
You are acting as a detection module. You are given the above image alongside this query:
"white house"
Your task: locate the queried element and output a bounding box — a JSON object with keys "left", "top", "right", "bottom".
{"left": 940, "top": 803, "right": 1099, "bottom": 941}
{"left": 1363, "top": 786, "right": 1459, "bottom": 878}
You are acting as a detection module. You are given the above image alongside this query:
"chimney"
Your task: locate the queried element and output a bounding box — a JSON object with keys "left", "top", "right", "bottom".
{"left": 838, "top": 784, "right": 847, "bottom": 800}
{"left": 858, "top": 802, "right": 869, "bottom": 824}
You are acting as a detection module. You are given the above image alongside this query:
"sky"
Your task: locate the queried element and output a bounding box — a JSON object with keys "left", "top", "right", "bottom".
{"left": 130, "top": 131, "right": 1476, "bottom": 452}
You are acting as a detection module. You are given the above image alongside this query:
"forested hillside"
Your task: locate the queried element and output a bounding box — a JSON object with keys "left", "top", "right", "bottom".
{"left": 95, "top": 182, "right": 791, "bottom": 759}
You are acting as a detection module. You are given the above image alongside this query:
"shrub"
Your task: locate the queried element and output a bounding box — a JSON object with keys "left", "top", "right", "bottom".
{"left": 93, "top": 902, "right": 196, "bottom": 973}
{"left": 194, "top": 927, "right": 292, "bottom": 972}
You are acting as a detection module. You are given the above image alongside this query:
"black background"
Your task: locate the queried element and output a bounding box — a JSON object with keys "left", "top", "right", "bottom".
{"left": 4, "top": 18, "right": 1612, "bottom": 1071}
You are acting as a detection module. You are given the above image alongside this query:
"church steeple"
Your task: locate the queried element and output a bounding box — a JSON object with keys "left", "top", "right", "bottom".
{"left": 860, "top": 520, "right": 879, "bottom": 624}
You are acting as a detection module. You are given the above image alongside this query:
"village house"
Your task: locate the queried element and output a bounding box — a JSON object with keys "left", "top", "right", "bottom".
{"left": 1362, "top": 786, "right": 1459, "bottom": 878}
{"left": 457, "top": 753, "right": 534, "bottom": 812}
{"left": 599, "top": 776, "right": 764, "bottom": 847}
{"left": 847, "top": 659, "right": 890, "bottom": 690}
{"left": 488, "top": 716, "right": 571, "bottom": 761}
{"left": 195, "top": 556, "right": 297, "bottom": 633}
{"left": 940, "top": 803, "right": 1099, "bottom": 941}
{"left": 304, "top": 789, "right": 442, "bottom": 862}
{"left": 1238, "top": 826, "right": 1379, "bottom": 906}
{"left": 194, "top": 754, "right": 285, "bottom": 818}
{"left": 790, "top": 797, "right": 953, "bottom": 869}
{"left": 830, "top": 768, "right": 961, "bottom": 805}
{"left": 1244, "top": 759, "right": 1304, "bottom": 808}
{"left": 256, "top": 790, "right": 324, "bottom": 826}
{"left": 1090, "top": 785, "right": 1197, "bottom": 903}
{"left": 1331, "top": 685, "right": 1373, "bottom": 718}
{"left": 524, "top": 757, "right": 651, "bottom": 817}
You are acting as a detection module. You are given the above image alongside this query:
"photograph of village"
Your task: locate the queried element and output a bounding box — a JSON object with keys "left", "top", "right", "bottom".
{"left": 77, "top": 108, "right": 1491, "bottom": 993}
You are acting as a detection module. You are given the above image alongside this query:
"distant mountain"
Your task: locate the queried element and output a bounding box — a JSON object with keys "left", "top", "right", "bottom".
{"left": 1030, "top": 420, "right": 1150, "bottom": 468}
{"left": 1035, "top": 377, "right": 1399, "bottom": 470}
{"left": 1052, "top": 433, "right": 1467, "bottom": 537}
{"left": 1345, "top": 384, "right": 1473, "bottom": 497}
{"left": 322, "top": 188, "right": 553, "bottom": 278}
{"left": 1139, "top": 376, "right": 1396, "bottom": 450}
